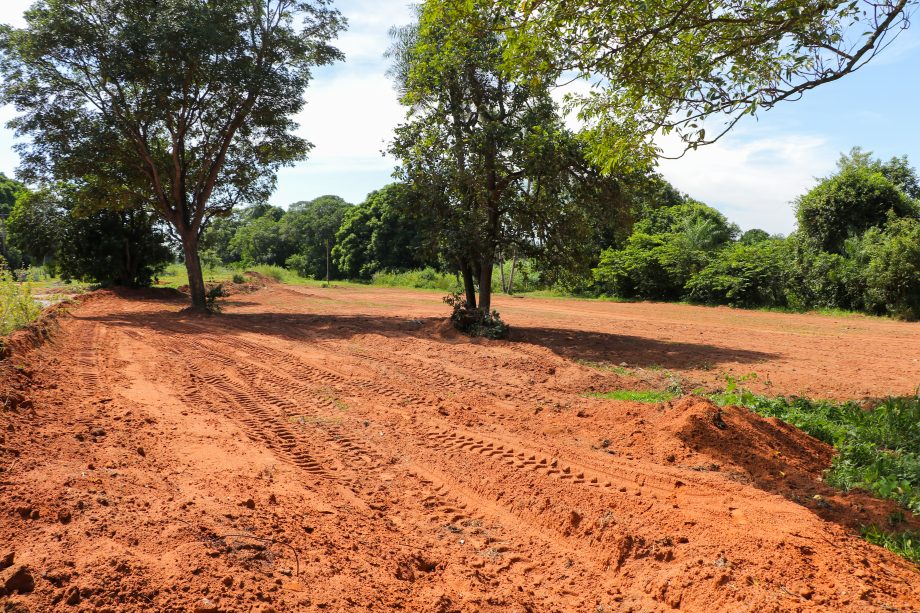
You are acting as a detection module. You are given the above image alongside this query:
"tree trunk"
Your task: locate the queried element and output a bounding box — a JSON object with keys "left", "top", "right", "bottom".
{"left": 478, "top": 259, "right": 493, "bottom": 313}
{"left": 508, "top": 252, "right": 517, "bottom": 295}
{"left": 325, "top": 239, "right": 330, "bottom": 284}
{"left": 181, "top": 233, "right": 207, "bottom": 310}
{"left": 461, "top": 264, "right": 477, "bottom": 310}
{"left": 499, "top": 257, "right": 506, "bottom": 293}
{"left": 123, "top": 236, "right": 133, "bottom": 287}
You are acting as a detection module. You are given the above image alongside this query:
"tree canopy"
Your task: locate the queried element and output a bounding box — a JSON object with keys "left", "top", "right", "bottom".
{"left": 389, "top": 1, "right": 625, "bottom": 324}
{"left": 795, "top": 164, "right": 918, "bottom": 253}
{"left": 333, "top": 184, "right": 435, "bottom": 279}
{"left": 498, "top": 0, "right": 917, "bottom": 169}
{"left": 0, "top": 0, "right": 345, "bottom": 309}
{"left": 282, "top": 195, "right": 351, "bottom": 280}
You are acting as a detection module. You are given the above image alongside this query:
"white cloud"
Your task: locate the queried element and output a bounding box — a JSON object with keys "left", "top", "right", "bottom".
{"left": 295, "top": 72, "right": 403, "bottom": 169}
{"left": 657, "top": 130, "right": 836, "bottom": 234}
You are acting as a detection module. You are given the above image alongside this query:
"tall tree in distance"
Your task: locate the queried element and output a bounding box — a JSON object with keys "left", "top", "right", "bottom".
{"left": 0, "top": 0, "right": 345, "bottom": 309}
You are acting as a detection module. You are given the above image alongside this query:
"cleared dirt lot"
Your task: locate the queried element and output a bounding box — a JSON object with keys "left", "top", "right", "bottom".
{"left": 1, "top": 283, "right": 919, "bottom": 611}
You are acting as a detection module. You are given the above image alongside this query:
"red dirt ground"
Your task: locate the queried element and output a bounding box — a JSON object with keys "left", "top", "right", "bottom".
{"left": 1, "top": 284, "right": 918, "bottom": 612}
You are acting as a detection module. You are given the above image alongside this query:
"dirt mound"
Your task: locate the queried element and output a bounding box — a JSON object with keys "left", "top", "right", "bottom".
{"left": 666, "top": 396, "right": 833, "bottom": 479}
{"left": 660, "top": 396, "right": 920, "bottom": 532}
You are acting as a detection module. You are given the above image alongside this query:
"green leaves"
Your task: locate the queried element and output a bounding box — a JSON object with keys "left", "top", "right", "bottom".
{"left": 389, "top": 0, "right": 624, "bottom": 307}
{"left": 497, "top": 0, "right": 915, "bottom": 167}
{"left": 1, "top": 0, "right": 345, "bottom": 307}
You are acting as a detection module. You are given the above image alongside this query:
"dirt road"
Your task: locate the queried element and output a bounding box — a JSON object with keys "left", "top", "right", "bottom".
{"left": 1, "top": 284, "right": 919, "bottom": 611}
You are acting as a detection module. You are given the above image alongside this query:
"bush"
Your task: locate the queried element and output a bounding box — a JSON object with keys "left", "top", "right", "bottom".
{"left": 782, "top": 240, "right": 862, "bottom": 311}
{"left": 593, "top": 233, "right": 706, "bottom": 300}
{"left": 443, "top": 291, "right": 509, "bottom": 339}
{"left": 204, "top": 284, "right": 226, "bottom": 314}
{"left": 861, "top": 218, "right": 920, "bottom": 319}
{"left": 686, "top": 239, "right": 788, "bottom": 308}
{"left": 0, "top": 261, "right": 41, "bottom": 334}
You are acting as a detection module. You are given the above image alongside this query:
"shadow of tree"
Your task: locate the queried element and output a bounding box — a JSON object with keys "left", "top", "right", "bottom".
{"left": 510, "top": 326, "right": 775, "bottom": 369}
{"left": 81, "top": 302, "right": 776, "bottom": 372}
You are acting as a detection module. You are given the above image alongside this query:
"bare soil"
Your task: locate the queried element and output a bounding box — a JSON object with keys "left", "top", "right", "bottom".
{"left": 1, "top": 284, "right": 918, "bottom": 612}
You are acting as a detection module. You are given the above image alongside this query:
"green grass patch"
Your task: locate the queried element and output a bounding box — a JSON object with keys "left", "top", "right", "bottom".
{"left": 719, "top": 394, "right": 920, "bottom": 516}
{"left": 585, "top": 389, "right": 678, "bottom": 403}
{"left": 0, "top": 269, "right": 42, "bottom": 335}
{"left": 371, "top": 268, "right": 460, "bottom": 291}
{"left": 862, "top": 526, "right": 920, "bottom": 564}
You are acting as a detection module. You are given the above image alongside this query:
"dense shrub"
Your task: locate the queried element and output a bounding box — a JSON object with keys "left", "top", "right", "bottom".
{"left": 593, "top": 233, "right": 707, "bottom": 300}
{"left": 781, "top": 237, "right": 864, "bottom": 311}
{"left": 685, "top": 239, "right": 788, "bottom": 307}
{"left": 795, "top": 166, "right": 917, "bottom": 254}
{"left": 861, "top": 218, "right": 920, "bottom": 319}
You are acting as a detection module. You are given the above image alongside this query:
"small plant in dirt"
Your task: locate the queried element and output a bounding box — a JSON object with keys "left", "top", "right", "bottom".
{"left": 232, "top": 273, "right": 246, "bottom": 285}
{"left": 443, "top": 291, "right": 509, "bottom": 339}
{"left": 205, "top": 284, "right": 226, "bottom": 314}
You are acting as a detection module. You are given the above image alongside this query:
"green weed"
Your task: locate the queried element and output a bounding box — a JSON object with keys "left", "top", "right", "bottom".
{"left": 585, "top": 390, "right": 678, "bottom": 403}
{"left": 861, "top": 526, "right": 920, "bottom": 564}
{"left": 0, "top": 266, "right": 42, "bottom": 334}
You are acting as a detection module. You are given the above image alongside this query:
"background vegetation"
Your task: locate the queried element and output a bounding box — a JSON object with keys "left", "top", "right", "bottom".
{"left": 5, "top": 147, "right": 920, "bottom": 322}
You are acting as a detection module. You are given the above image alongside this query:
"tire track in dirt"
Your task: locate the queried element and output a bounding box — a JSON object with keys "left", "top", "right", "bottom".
{"left": 116, "top": 321, "right": 643, "bottom": 606}
{"left": 28, "top": 289, "right": 917, "bottom": 611}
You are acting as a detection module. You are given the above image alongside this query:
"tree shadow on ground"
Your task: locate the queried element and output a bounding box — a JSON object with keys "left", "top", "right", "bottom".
{"left": 82, "top": 296, "right": 775, "bottom": 371}
{"left": 510, "top": 326, "right": 774, "bottom": 369}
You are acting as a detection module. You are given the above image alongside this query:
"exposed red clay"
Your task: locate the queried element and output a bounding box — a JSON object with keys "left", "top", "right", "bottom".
{"left": 0, "top": 284, "right": 918, "bottom": 611}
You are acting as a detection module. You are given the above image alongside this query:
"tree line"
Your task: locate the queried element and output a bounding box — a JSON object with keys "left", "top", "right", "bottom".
{"left": 6, "top": 144, "right": 920, "bottom": 320}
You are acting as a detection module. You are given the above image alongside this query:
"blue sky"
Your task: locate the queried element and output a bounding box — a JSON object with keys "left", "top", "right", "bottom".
{"left": 1, "top": 0, "right": 918, "bottom": 234}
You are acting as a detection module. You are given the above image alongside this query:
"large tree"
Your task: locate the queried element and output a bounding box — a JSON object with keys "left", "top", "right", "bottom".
{"left": 389, "top": 1, "right": 622, "bottom": 318}
{"left": 0, "top": 0, "right": 344, "bottom": 309}
{"left": 499, "top": 0, "right": 916, "bottom": 169}
{"left": 333, "top": 184, "right": 436, "bottom": 279}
